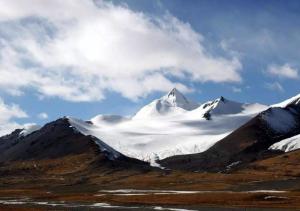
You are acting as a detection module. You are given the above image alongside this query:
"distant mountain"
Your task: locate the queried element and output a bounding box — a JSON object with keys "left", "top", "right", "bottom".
{"left": 0, "top": 88, "right": 266, "bottom": 166}
{"left": 160, "top": 93, "right": 300, "bottom": 172}
{"left": 2, "top": 88, "right": 299, "bottom": 173}
{"left": 189, "top": 96, "right": 266, "bottom": 120}
{"left": 0, "top": 124, "right": 40, "bottom": 154}
{"left": 133, "top": 88, "right": 199, "bottom": 119}
{"left": 67, "top": 88, "right": 267, "bottom": 165}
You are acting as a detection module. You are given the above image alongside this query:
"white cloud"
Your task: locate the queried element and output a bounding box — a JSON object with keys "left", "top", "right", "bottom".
{"left": 0, "top": 98, "right": 28, "bottom": 136}
{"left": 232, "top": 86, "right": 242, "bottom": 93}
{"left": 266, "top": 64, "right": 299, "bottom": 79}
{"left": 0, "top": 0, "right": 242, "bottom": 102}
{"left": 265, "top": 82, "right": 284, "bottom": 93}
{"left": 37, "top": 112, "right": 48, "bottom": 119}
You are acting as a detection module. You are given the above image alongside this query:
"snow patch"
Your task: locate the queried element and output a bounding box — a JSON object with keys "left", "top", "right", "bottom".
{"left": 0, "top": 200, "right": 27, "bottom": 205}
{"left": 154, "top": 207, "right": 197, "bottom": 211}
{"left": 264, "top": 196, "right": 288, "bottom": 200}
{"left": 226, "top": 161, "right": 241, "bottom": 170}
{"left": 98, "top": 189, "right": 203, "bottom": 194}
{"left": 247, "top": 190, "right": 286, "bottom": 193}
{"left": 19, "top": 124, "right": 41, "bottom": 137}
{"left": 98, "top": 189, "right": 287, "bottom": 194}
{"left": 0, "top": 198, "right": 197, "bottom": 210}
{"left": 269, "top": 133, "right": 300, "bottom": 152}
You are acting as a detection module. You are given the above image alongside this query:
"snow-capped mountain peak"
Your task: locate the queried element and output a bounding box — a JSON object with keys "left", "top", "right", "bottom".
{"left": 191, "top": 96, "right": 267, "bottom": 120}
{"left": 201, "top": 96, "right": 228, "bottom": 110}
{"left": 1, "top": 90, "right": 270, "bottom": 167}
{"left": 199, "top": 97, "right": 243, "bottom": 116}
{"left": 132, "top": 88, "right": 199, "bottom": 119}
{"left": 163, "top": 88, "right": 189, "bottom": 105}
{"left": 160, "top": 88, "right": 198, "bottom": 110}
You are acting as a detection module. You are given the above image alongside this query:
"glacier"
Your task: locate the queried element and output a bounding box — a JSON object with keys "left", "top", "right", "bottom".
{"left": 68, "top": 88, "right": 267, "bottom": 165}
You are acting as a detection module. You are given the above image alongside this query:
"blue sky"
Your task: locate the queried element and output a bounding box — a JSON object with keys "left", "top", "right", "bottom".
{"left": 0, "top": 0, "right": 299, "bottom": 134}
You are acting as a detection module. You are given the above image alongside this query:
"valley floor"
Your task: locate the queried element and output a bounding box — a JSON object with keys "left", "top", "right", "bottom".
{"left": 1, "top": 148, "right": 300, "bottom": 211}
{"left": 0, "top": 169, "right": 300, "bottom": 210}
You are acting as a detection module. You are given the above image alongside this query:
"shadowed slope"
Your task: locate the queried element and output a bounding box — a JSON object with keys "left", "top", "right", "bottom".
{"left": 0, "top": 118, "right": 150, "bottom": 171}
{"left": 161, "top": 101, "right": 300, "bottom": 172}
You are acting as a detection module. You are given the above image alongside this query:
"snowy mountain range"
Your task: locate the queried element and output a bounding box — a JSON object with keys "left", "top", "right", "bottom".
{"left": 133, "top": 88, "right": 199, "bottom": 119}
{"left": 1, "top": 88, "right": 300, "bottom": 171}
{"left": 69, "top": 88, "right": 267, "bottom": 166}
{"left": 161, "top": 90, "right": 300, "bottom": 171}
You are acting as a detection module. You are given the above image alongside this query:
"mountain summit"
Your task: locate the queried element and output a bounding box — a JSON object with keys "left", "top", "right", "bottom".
{"left": 133, "top": 88, "right": 199, "bottom": 119}
{"left": 198, "top": 96, "right": 266, "bottom": 116}
{"left": 160, "top": 88, "right": 199, "bottom": 111}
{"left": 164, "top": 88, "right": 191, "bottom": 107}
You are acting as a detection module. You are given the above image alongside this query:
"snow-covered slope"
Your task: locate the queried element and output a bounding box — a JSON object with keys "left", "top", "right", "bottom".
{"left": 271, "top": 93, "right": 300, "bottom": 108}
{"left": 269, "top": 134, "right": 300, "bottom": 152}
{"left": 91, "top": 115, "right": 129, "bottom": 125}
{"left": 133, "top": 88, "right": 199, "bottom": 119}
{"left": 68, "top": 118, "right": 122, "bottom": 160}
{"left": 261, "top": 93, "right": 300, "bottom": 134}
{"left": 189, "top": 97, "right": 266, "bottom": 119}
{"left": 0, "top": 118, "right": 149, "bottom": 168}
{"left": 256, "top": 92, "right": 300, "bottom": 152}
{"left": 68, "top": 89, "right": 267, "bottom": 165}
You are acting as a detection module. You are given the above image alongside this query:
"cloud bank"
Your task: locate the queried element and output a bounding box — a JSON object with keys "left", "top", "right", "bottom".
{"left": 266, "top": 64, "right": 299, "bottom": 80}
{"left": 0, "top": 98, "right": 28, "bottom": 135}
{"left": 0, "top": 0, "right": 242, "bottom": 102}
{"left": 37, "top": 112, "right": 48, "bottom": 120}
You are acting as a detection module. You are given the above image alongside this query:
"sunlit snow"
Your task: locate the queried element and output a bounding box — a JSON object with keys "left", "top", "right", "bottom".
{"left": 19, "top": 124, "right": 41, "bottom": 137}
{"left": 269, "top": 133, "right": 300, "bottom": 152}
{"left": 69, "top": 89, "right": 267, "bottom": 164}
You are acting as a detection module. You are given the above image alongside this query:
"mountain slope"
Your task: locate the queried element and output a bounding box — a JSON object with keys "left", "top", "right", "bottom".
{"left": 0, "top": 124, "right": 40, "bottom": 153}
{"left": 237, "top": 148, "right": 300, "bottom": 177}
{"left": 161, "top": 93, "right": 300, "bottom": 172}
{"left": 189, "top": 96, "right": 266, "bottom": 120}
{"left": 0, "top": 118, "right": 149, "bottom": 170}
{"left": 68, "top": 89, "right": 267, "bottom": 165}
